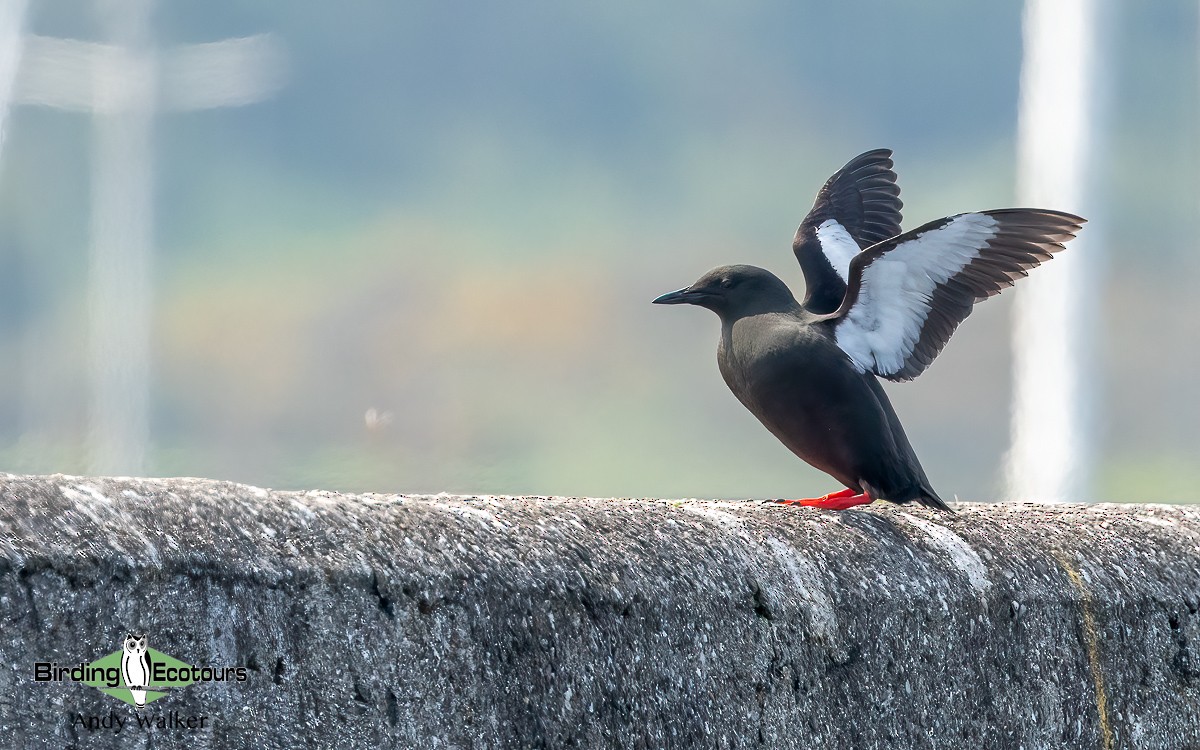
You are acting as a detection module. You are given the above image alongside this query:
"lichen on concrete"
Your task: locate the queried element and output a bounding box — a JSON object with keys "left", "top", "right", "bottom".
{"left": 0, "top": 474, "right": 1198, "bottom": 748}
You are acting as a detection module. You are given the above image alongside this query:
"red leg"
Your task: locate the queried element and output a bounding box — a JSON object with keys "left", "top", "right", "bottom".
{"left": 774, "top": 488, "right": 855, "bottom": 506}
{"left": 775, "top": 488, "right": 873, "bottom": 510}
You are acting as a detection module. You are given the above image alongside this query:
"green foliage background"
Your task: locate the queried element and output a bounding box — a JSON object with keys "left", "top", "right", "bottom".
{"left": 1, "top": 1, "right": 1197, "bottom": 501}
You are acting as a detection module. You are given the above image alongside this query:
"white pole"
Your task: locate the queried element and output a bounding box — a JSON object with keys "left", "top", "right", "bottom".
{"left": 1007, "top": 0, "right": 1107, "bottom": 502}
{"left": 87, "top": 0, "right": 155, "bottom": 474}
{"left": 12, "top": 9, "right": 285, "bottom": 475}
{"left": 0, "top": 0, "right": 30, "bottom": 157}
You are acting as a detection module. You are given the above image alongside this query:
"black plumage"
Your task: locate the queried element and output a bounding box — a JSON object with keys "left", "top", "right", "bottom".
{"left": 792, "top": 149, "right": 903, "bottom": 314}
{"left": 654, "top": 151, "right": 1084, "bottom": 511}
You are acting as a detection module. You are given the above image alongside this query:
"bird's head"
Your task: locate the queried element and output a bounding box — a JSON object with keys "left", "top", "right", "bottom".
{"left": 652, "top": 265, "right": 799, "bottom": 321}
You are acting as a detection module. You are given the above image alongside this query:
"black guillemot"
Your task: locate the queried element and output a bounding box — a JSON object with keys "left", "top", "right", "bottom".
{"left": 654, "top": 149, "right": 1084, "bottom": 511}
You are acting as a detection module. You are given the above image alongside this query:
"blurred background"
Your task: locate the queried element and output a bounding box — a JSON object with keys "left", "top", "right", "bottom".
{"left": 0, "top": 0, "right": 1196, "bottom": 502}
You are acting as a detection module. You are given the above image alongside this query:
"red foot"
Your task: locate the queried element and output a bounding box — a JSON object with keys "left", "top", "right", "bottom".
{"left": 775, "top": 488, "right": 873, "bottom": 510}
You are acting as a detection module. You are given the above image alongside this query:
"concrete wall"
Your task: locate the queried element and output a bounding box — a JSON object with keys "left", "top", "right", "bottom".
{"left": 0, "top": 474, "right": 1198, "bottom": 749}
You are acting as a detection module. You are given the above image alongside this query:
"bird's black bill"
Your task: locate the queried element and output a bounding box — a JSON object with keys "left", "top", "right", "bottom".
{"left": 653, "top": 287, "right": 704, "bottom": 305}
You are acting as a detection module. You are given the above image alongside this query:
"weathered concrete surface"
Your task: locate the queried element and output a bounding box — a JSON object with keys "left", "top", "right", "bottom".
{"left": 0, "top": 474, "right": 1198, "bottom": 749}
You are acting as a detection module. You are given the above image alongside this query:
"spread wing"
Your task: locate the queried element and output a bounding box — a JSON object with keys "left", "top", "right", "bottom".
{"left": 826, "top": 208, "right": 1085, "bottom": 381}
{"left": 793, "top": 149, "right": 904, "bottom": 314}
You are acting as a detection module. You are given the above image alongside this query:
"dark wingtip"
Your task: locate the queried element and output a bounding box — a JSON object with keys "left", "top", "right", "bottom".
{"left": 846, "top": 147, "right": 894, "bottom": 163}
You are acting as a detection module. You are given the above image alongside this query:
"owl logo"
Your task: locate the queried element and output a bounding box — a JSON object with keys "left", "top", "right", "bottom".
{"left": 120, "top": 633, "right": 152, "bottom": 709}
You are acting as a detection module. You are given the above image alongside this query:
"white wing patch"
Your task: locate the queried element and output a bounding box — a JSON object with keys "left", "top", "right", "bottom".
{"left": 814, "top": 219, "right": 860, "bottom": 283}
{"left": 835, "top": 213, "right": 999, "bottom": 375}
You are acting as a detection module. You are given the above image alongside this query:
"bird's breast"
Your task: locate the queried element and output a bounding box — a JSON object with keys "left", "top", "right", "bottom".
{"left": 718, "top": 317, "right": 820, "bottom": 412}
{"left": 716, "top": 315, "right": 887, "bottom": 488}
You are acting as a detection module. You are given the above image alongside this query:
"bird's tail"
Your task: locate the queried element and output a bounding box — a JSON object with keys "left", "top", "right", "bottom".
{"left": 914, "top": 488, "right": 954, "bottom": 513}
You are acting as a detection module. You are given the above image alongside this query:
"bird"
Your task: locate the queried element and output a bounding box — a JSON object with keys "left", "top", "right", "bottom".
{"left": 653, "top": 149, "right": 1084, "bottom": 511}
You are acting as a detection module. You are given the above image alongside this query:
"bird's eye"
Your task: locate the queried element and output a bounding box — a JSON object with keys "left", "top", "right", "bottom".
{"left": 720, "top": 277, "right": 734, "bottom": 289}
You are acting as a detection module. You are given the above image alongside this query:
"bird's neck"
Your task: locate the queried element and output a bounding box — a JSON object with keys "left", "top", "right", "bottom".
{"left": 718, "top": 299, "right": 804, "bottom": 328}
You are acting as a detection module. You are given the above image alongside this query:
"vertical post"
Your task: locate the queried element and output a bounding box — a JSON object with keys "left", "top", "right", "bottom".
{"left": 0, "top": 0, "right": 29, "bottom": 155}
{"left": 87, "top": 0, "right": 156, "bottom": 474}
{"left": 1007, "top": 0, "right": 1107, "bottom": 501}
{"left": 11, "top": 5, "right": 283, "bottom": 474}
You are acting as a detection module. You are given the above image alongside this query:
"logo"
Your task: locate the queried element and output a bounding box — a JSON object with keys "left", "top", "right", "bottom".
{"left": 120, "top": 633, "right": 152, "bottom": 708}
{"left": 34, "top": 633, "right": 247, "bottom": 713}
